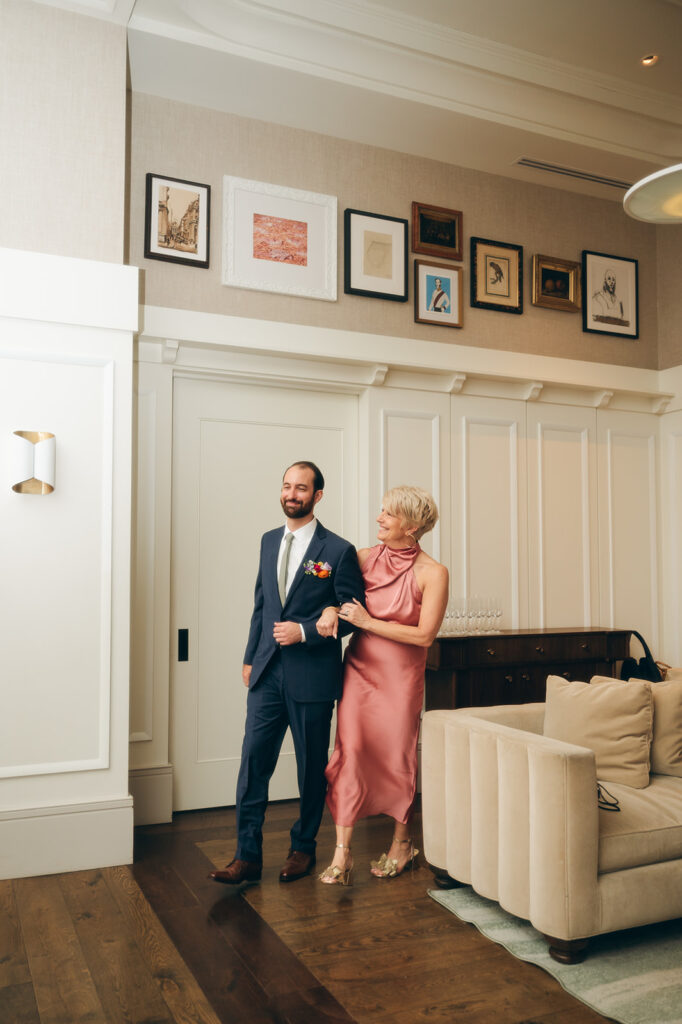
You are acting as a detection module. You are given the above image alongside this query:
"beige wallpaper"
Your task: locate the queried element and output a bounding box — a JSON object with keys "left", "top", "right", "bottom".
{"left": 0, "top": 0, "right": 127, "bottom": 264}
{"left": 657, "top": 230, "right": 682, "bottom": 369}
{"left": 130, "top": 92, "right": 674, "bottom": 370}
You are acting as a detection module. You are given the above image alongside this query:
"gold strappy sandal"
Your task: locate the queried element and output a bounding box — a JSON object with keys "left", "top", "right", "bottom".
{"left": 371, "top": 837, "right": 419, "bottom": 878}
{"left": 319, "top": 844, "right": 353, "bottom": 886}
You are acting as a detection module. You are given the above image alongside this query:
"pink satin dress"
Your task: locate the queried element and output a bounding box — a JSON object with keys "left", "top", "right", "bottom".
{"left": 325, "top": 543, "right": 427, "bottom": 826}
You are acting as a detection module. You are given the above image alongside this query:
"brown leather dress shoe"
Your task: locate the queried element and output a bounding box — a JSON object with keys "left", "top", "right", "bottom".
{"left": 279, "top": 849, "right": 316, "bottom": 883}
{"left": 210, "top": 858, "right": 262, "bottom": 885}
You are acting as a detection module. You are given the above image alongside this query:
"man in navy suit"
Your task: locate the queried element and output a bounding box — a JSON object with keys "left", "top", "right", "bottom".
{"left": 211, "top": 461, "right": 365, "bottom": 885}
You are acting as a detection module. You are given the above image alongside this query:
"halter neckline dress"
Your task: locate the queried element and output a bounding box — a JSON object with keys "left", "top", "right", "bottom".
{"left": 325, "top": 542, "right": 427, "bottom": 826}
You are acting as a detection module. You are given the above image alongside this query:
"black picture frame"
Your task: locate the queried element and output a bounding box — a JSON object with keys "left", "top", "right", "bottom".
{"left": 344, "top": 209, "right": 408, "bottom": 301}
{"left": 470, "top": 237, "right": 523, "bottom": 314}
{"left": 144, "top": 172, "right": 210, "bottom": 269}
{"left": 582, "top": 250, "right": 639, "bottom": 338}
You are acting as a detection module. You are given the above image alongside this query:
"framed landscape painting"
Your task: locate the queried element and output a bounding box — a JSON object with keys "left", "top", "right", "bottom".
{"left": 582, "top": 250, "right": 639, "bottom": 338}
{"left": 222, "top": 176, "right": 337, "bottom": 301}
{"left": 470, "top": 237, "right": 523, "bottom": 314}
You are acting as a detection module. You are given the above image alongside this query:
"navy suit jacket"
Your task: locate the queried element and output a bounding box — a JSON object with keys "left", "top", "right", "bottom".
{"left": 243, "top": 521, "right": 365, "bottom": 701}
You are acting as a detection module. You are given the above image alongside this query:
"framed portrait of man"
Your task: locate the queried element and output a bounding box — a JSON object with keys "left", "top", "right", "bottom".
{"left": 582, "top": 250, "right": 639, "bottom": 338}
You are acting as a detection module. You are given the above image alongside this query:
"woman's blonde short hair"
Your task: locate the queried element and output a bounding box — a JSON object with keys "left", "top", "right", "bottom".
{"left": 382, "top": 485, "right": 439, "bottom": 541}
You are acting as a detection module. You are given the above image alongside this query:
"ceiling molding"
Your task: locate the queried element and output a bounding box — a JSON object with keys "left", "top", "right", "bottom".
{"left": 127, "top": 0, "right": 679, "bottom": 178}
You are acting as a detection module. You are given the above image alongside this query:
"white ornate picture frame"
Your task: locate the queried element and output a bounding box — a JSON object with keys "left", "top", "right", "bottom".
{"left": 222, "top": 176, "right": 337, "bottom": 301}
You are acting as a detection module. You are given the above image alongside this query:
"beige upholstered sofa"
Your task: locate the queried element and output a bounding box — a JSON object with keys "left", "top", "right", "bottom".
{"left": 421, "top": 674, "right": 682, "bottom": 963}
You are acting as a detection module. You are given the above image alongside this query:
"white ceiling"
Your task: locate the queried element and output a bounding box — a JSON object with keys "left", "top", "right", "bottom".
{"left": 34, "top": 0, "right": 682, "bottom": 201}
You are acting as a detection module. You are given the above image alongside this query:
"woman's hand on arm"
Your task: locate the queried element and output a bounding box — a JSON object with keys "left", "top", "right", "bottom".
{"left": 340, "top": 562, "right": 449, "bottom": 647}
{"left": 338, "top": 598, "right": 372, "bottom": 630}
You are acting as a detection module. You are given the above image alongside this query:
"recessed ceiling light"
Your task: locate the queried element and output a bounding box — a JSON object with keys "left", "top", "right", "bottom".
{"left": 641, "top": 54, "right": 659, "bottom": 66}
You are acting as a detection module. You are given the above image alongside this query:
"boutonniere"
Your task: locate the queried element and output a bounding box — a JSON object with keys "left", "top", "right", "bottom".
{"left": 304, "top": 560, "right": 332, "bottom": 578}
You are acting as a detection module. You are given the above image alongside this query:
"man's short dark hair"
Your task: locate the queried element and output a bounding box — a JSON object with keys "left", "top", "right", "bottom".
{"left": 284, "top": 461, "right": 325, "bottom": 492}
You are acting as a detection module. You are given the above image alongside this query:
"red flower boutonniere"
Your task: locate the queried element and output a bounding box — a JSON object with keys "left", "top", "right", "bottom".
{"left": 304, "top": 560, "right": 332, "bottom": 579}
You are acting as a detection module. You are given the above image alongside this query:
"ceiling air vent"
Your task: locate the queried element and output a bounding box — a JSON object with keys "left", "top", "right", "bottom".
{"left": 515, "top": 158, "right": 632, "bottom": 191}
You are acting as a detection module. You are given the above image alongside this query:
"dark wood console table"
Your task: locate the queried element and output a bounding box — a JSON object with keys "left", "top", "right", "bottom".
{"left": 425, "top": 628, "right": 632, "bottom": 710}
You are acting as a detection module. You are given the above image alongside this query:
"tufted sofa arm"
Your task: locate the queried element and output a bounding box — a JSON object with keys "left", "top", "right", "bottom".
{"left": 421, "top": 705, "right": 601, "bottom": 942}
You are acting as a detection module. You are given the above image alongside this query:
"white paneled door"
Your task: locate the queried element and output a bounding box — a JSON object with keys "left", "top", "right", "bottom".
{"left": 171, "top": 376, "right": 358, "bottom": 811}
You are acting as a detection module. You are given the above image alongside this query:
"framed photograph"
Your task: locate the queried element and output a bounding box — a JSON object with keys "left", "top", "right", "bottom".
{"left": 412, "top": 202, "right": 463, "bottom": 261}
{"left": 344, "top": 209, "right": 408, "bottom": 301}
{"left": 222, "top": 176, "right": 337, "bottom": 301}
{"left": 582, "top": 250, "right": 639, "bottom": 338}
{"left": 470, "top": 237, "right": 523, "bottom": 314}
{"left": 531, "top": 254, "right": 581, "bottom": 313}
{"left": 144, "top": 173, "right": 210, "bottom": 268}
{"left": 414, "top": 259, "right": 463, "bottom": 328}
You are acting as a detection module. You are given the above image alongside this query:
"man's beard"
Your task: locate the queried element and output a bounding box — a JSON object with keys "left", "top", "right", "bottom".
{"left": 281, "top": 495, "right": 315, "bottom": 519}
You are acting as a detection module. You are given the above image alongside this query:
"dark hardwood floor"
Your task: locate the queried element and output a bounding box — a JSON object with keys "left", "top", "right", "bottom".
{"left": 0, "top": 801, "right": 609, "bottom": 1023}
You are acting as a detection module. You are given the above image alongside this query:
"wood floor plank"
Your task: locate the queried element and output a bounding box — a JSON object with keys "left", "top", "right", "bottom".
{"left": 0, "top": 982, "right": 41, "bottom": 1024}
{"left": 15, "top": 875, "right": 108, "bottom": 1024}
{"left": 58, "top": 868, "right": 174, "bottom": 1024}
{"left": 146, "top": 828, "right": 354, "bottom": 1019}
{"left": 104, "top": 865, "right": 222, "bottom": 1024}
{"left": 0, "top": 880, "right": 32, "bottom": 990}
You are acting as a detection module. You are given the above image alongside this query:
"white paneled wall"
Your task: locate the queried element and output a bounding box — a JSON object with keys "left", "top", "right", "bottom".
{"left": 451, "top": 397, "right": 527, "bottom": 629}
{"left": 597, "top": 410, "right": 660, "bottom": 640}
{"left": 659, "top": 409, "right": 682, "bottom": 667}
{"left": 0, "top": 248, "right": 137, "bottom": 878}
{"left": 527, "top": 404, "right": 598, "bottom": 629}
{"left": 363, "top": 387, "right": 450, "bottom": 564}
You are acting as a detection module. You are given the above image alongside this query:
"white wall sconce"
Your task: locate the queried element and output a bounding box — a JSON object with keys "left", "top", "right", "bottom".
{"left": 11, "top": 430, "right": 56, "bottom": 494}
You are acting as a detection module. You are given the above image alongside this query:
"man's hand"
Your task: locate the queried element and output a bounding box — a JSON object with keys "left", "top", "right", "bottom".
{"left": 273, "top": 621, "right": 303, "bottom": 646}
{"left": 242, "top": 664, "right": 252, "bottom": 688}
{"left": 316, "top": 606, "right": 339, "bottom": 639}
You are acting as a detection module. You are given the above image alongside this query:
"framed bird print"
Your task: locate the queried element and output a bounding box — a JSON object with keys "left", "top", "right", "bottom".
{"left": 470, "top": 237, "right": 523, "bottom": 314}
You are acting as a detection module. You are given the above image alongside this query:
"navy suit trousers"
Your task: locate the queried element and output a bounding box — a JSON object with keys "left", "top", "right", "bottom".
{"left": 235, "top": 653, "right": 334, "bottom": 863}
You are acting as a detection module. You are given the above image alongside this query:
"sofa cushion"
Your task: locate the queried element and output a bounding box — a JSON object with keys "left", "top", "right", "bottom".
{"left": 544, "top": 675, "right": 653, "bottom": 789}
{"left": 598, "top": 774, "right": 682, "bottom": 872}
{"left": 592, "top": 675, "right": 682, "bottom": 779}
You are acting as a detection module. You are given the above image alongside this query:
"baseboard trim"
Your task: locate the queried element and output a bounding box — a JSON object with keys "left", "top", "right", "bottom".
{"left": 129, "top": 764, "right": 173, "bottom": 825}
{"left": 0, "top": 796, "right": 134, "bottom": 880}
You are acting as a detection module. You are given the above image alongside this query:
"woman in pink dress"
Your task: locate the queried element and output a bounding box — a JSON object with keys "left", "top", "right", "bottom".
{"left": 318, "top": 486, "right": 448, "bottom": 885}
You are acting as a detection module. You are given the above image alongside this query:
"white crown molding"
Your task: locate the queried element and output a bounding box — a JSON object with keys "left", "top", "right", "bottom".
{"left": 138, "top": 304, "right": 677, "bottom": 416}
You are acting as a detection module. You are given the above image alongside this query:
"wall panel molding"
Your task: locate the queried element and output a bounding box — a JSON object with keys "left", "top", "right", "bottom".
{"left": 527, "top": 406, "right": 597, "bottom": 629}
{"left": 0, "top": 355, "right": 115, "bottom": 779}
{"left": 598, "top": 412, "right": 659, "bottom": 643}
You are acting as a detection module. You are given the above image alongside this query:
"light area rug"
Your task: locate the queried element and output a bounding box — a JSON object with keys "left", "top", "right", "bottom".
{"left": 429, "top": 886, "right": 682, "bottom": 1024}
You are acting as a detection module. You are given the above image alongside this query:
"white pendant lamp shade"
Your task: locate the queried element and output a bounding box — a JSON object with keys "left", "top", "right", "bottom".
{"left": 623, "top": 163, "right": 682, "bottom": 223}
{"left": 11, "top": 430, "right": 56, "bottom": 494}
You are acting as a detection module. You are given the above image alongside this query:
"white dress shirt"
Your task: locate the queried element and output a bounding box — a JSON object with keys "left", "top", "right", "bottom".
{"left": 277, "top": 518, "right": 317, "bottom": 640}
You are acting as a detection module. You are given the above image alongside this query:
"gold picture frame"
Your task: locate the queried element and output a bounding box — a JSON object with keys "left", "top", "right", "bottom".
{"left": 414, "top": 259, "right": 463, "bottom": 328}
{"left": 532, "top": 254, "right": 581, "bottom": 313}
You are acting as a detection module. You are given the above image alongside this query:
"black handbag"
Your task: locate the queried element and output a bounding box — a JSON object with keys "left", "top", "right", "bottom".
{"left": 620, "top": 630, "right": 663, "bottom": 682}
